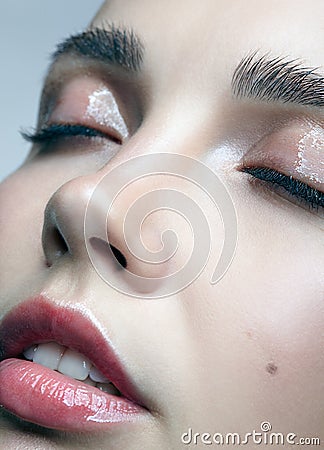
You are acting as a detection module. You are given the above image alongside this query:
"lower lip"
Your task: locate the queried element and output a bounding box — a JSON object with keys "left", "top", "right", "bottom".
{"left": 0, "top": 359, "right": 145, "bottom": 432}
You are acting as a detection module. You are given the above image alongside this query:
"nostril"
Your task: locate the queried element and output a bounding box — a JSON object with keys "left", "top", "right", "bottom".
{"left": 88, "top": 237, "right": 127, "bottom": 270}
{"left": 110, "top": 244, "right": 127, "bottom": 269}
{"left": 45, "top": 227, "right": 69, "bottom": 266}
{"left": 53, "top": 227, "right": 69, "bottom": 256}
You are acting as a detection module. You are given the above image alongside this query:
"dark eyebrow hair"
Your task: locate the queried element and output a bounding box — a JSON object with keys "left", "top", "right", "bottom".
{"left": 52, "top": 24, "right": 144, "bottom": 72}
{"left": 232, "top": 52, "right": 324, "bottom": 108}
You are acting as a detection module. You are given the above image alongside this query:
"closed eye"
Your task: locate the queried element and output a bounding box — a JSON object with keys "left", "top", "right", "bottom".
{"left": 242, "top": 166, "right": 324, "bottom": 212}
{"left": 22, "top": 123, "right": 122, "bottom": 152}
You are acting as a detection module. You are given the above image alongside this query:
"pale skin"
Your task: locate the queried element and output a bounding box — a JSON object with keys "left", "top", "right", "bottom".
{"left": 0, "top": 0, "right": 323, "bottom": 449}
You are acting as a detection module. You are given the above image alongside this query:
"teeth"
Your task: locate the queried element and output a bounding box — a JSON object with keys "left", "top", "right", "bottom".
{"left": 33, "top": 342, "right": 65, "bottom": 370}
{"left": 58, "top": 348, "right": 91, "bottom": 381}
{"left": 89, "top": 365, "right": 111, "bottom": 383}
{"left": 23, "top": 344, "right": 38, "bottom": 360}
{"left": 22, "top": 342, "right": 119, "bottom": 395}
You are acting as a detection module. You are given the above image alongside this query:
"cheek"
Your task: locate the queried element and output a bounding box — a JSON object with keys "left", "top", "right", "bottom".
{"left": 0, "top": 170, "right": 43, "bottom": 237}
{"left": 0, "top": 148, "right": 121, "bottom": 301}
{"left": 234, "top": 195, "right": 323, "bottom": 379}
{"left": 184, "top": 192, "right": 323, "bottom": 428}
{"left": 0, "top": 167, "right": 50, "bottom": 298}
{"left": 191, "top": 243, "right": 322, "bottom": 371}
{"left": 236, "top": 242, "right": 324, "bottom": 430}
{"left": 242, "top": 249, "right": 323, "bottom": 370}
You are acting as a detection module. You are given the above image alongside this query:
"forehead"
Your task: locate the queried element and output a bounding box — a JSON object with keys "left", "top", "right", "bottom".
{"left": 92, "top": 0, "right": 323, "bottom": 74}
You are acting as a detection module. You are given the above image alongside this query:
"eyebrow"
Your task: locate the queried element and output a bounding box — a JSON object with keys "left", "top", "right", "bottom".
{"left": 232, "top": 52, "right": 324, "bottom": 108}
{"left": 52, "top": 25, "right": 144, "bottom": 72}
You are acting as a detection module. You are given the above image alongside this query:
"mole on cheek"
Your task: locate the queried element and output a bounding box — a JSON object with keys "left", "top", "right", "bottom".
{"left": 266, "top": 362, "right": 278, "bottom": 375}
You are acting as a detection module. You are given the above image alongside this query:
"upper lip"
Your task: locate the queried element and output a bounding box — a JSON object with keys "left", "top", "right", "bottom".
{"left": 0, "top": 295, "right": 146, "bottom": 409}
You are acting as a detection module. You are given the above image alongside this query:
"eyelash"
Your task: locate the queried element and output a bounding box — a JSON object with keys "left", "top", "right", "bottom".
{"left": 22, "top": 123, "right": 121, "bottom": 146}
{"left": 23, "top": 124, "right": 323, "bottom": 212}
{"left": 242, "top": 167, "right": 323, "bottom": 211}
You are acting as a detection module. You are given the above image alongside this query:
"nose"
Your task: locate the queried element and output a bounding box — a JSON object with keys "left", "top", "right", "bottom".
{"left": 41, "top": 156, "right": 188, "bottom": 298}
{"left": 41, "top": 150, "right": 233, "bottom": 299}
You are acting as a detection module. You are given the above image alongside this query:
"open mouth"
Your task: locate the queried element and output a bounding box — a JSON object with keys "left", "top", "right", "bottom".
{"left": 0, "top": 296, "right": 149, "bottom": 432}
{"left": 22, "top": 342, "right": 122, "bottom": 395}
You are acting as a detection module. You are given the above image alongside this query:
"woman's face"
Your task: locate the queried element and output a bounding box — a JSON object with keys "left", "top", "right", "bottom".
{"left": 0, "top": 0, "right": 323, "bottom": 448}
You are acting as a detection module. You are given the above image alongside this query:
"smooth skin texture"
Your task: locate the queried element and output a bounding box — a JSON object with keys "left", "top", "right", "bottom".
{"left": 0, "top": 0, "right": 323, "bottom": 448}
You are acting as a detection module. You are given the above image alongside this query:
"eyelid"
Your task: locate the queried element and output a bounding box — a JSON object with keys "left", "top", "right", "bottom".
{"left": 41, "top": 76, "right": 129, "bottom": 143}
{"left": 242, "top": 119, "right": 324, "bottom": 190}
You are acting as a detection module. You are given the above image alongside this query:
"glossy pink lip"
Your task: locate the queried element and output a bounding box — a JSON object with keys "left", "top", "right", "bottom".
{"left": 0, "top": 296, "right": 149, "bottom": 432}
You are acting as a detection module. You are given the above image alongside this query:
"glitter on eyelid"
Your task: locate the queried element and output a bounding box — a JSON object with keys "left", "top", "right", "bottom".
{"left": 295, "top": 126, "right": 323, "bottom": 183}
{"left": 85, "top": 86, "right": 128, "bottom": 138}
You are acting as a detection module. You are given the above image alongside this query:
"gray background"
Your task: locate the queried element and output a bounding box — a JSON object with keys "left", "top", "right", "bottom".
{"left": 0, "top": 0, "right": 104, "bottom": 181}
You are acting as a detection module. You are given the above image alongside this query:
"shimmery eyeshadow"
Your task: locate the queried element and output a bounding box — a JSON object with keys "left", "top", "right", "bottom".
{"left": 86, "top": 86, "right": 128, "bottom": 138}
{"left": 295, "top": 127, "right": 323, "bottom": 183}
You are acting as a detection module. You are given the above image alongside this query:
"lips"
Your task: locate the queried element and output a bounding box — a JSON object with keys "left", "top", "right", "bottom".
{"left": 0, "top": 296, "right": 148, "bottom": 432}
